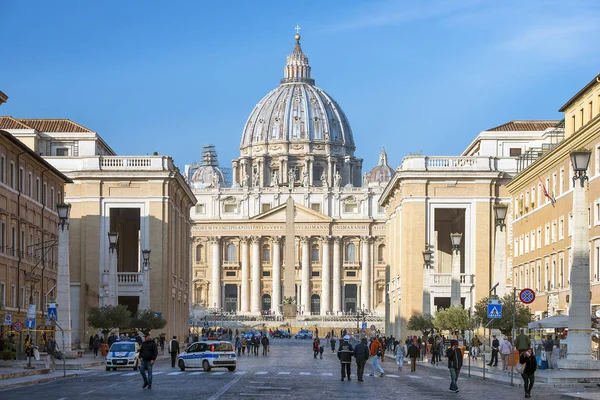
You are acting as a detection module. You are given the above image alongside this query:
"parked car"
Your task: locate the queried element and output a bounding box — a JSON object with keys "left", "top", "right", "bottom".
{"left": 241, "top": 330, "right": 262, "bottom": 339}
{"left": 177, "top": 340, "right": 236, "bottom": 372}
{"left": 272, "top": 329, "right": 292, "bottom": 339}
{"left": 106, "top": 340, "right": 140, "bottom": 371}
{"left": 294, "top": 329, "right": 313, "bottom": 339}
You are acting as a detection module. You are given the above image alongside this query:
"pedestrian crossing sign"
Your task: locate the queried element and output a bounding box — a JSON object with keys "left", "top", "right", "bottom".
{"left": 487, "top": 303, "right": 502, "bottom": 319}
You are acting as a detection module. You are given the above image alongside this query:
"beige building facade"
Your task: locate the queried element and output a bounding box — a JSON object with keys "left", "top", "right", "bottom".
{"left": 2, "top": 117, "right": 196, "bottom": 347}
{"left": 507, "top": 73, "right": 600, "bottom": 319}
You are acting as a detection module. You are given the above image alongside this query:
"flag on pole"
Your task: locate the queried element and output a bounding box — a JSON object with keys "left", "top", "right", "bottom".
{"left": 538, "top": 176, "right": 556, "bottom": 207}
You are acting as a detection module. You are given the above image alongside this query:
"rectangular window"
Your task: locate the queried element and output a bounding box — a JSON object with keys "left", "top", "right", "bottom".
{"left": 261, "top": 203, "right": 271, "bottom": 213}
{"left": 0, "top": 282, "right": 4, "bottom": 308}
{"left": 0, "top": 222, "right": 4, "bottom": 253}
{"left": 195, "top": 204, "right": 205, "bottom": 214}
{"left": 50, "top": 187, "right": 55, "bottom": 210}
{"left": 514, "top": 239, "right": 519, "bottom": 256}
{"left": 524, "top": 234, "right": 529, "bottom": 253}
{"left": 311, "top": 203, "right": 321, "bottom": 213}
{"left": 11, "top": 227, "right": 15, "bottom": 256}
{"left": 552, "top": 173, "right": 557, "bottom": 198}
{"left": 225, "top": 271, "right": 236, "bottom": 277}
{"left": 55, "top": 148, "right": 69, "bottom": 156}
{"left": 344, "top": 203, "right": 358, "bottom": 213}
{"left": 545, "top": 224, "right": 550, "bottom": 245}
{"left": 560, "top": 168, "right": 564, "bottom": 194}
{"left": 596, "top": 245, "right": 600, "bottom": 281}
{"left": 9, "top": 162, "right": 14, "bottom": 188}
{"left": 20, "top": 231, "right": 24, "bottom": 257}
{"left": 536, "top": 227, "right": 542, "bottom": 249}
{"left": 559, "top": 216, "right": 564, "bottom": 239}
{"left": 262, "top": 271, "right": 271, "bottom": 277}
{"left": 43, "top": 183, "right": 47, "bottom": 205}
{"left": 568, "top": 213, "right": 573, "bottom": 236}
{"left": 545, "top": 178, "right": 550, "bottom": 203}
{"left": 0, "top": 155, "right": 4, "bottom": 183}
{"left": 19, "top": 168, "right": 23, "bottom": 192}
{"left": 530, "top": 230, "right": 535, "bottom": 251}
{"left": 559, "top": 257, "right": 564, "bottom": 288}
{"left": 311, "top": 271, "right": 320, "bottom": 277}
{"left": 35, "top": 178, "right": 40, "bottom": 202}
{"left": 28, "top": 172, "right": 32, "bottom": 196}
{"left": 509, "top": 148, "right": 522, "bottom": 157}
{"left": 346, "top": 271, "right": 356, "bottom": 277}
{"left": 10, "top": 285, "right": 15, "bottom": 307}
{"left": 536, "top": 264, "right": 541, "bottom": 291}
{"left": 551, "top": 220, "right": 557, "bottom": 242}
{"left": 223, "top": 204, "right": 237, "bottom": 213}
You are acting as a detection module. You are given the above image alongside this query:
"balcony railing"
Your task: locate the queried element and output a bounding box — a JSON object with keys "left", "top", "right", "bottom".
{"left": 431, "top": 273, "right": 474, "bottom": 285}
{"left": 118, "top": 272, "right": 142, "bottom": 284}
{"left": 400, "top": 156, "right": 517, "bottom": 173}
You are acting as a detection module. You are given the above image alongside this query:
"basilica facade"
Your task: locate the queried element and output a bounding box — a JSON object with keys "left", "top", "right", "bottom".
{"left": 187, "top": 33, "right": 392, "bottom": 317}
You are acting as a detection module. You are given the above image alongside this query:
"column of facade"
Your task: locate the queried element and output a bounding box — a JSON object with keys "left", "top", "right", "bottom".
{"left": 232, "top": 161, "right": 239, "bottom": 186}
{"left": 272, "top": 237, "right": 282, "bottom": 314}
{"left": 250, "top": 236, "right": 261, "bottom": 314}
{"left": 306, "top": 157, "right": 313, "bottom": 186}
{"left": 321, "top": 236, "right": 331, "bottom": 315}
{"left": 240, "top": 237, "right": 250, "bottom": 313}
{"left": 301, "top": 237, "right": 310, "bottom": 315}
{"left": 361, "top": 237, "right": 371, "bottom": 310}
{"left": 210, "top": 237, "right": 221, "bottom": 308}
{"left": 332, "top": 237, "right": 342, "bottom": 313}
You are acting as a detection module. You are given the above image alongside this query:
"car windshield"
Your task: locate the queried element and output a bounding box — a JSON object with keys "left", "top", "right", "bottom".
{"left": 110, "top": 343, "right": 135, "bottom": 352}
{"left": 214, "top": 343, "right": 233, "bottom": 352}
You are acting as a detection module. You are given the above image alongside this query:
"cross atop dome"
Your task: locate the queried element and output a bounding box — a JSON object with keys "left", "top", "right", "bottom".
{"left": 281, "top": 28, "right": 314, "bottom": 85}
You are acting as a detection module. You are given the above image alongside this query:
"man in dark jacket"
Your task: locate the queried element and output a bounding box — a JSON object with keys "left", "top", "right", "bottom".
{"left": 337, "top": 335, "right": 354, "bottom": 381}
{"left": 407, "top": 340, "right": 419, "bottom": 372}
{"left": 169, "top": 336, "right": 180, "bottom": 368}
{"left": 446, "top": 340, "right": 463, "bottom": 393}
{"left": 353, "top": 337, "right": 369, "bottom": 382}
{"left": 488, "top": 335, "right": 499, "bottom": 366}
{"left": 139, "top": 334, "right": 158, "bottom": 389}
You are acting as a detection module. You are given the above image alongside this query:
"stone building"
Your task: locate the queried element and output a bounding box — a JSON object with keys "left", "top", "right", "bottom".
{"left": 380, "top": 120, "right": 562, "bottom": 337}
{"left": 506, "top": 73, "right": 600, "bottom": 319}
{"left": 2, "top": 116, "right": 195, "bottom": 346}
{"left": 187, "top": 33, "right": 392, "bottom": 317}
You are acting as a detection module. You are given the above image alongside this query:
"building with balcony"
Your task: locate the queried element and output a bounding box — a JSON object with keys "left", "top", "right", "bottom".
{"left": 380, "top": 120, "right": 562, "bottom": 337}
{"left": 506, "top": 73, "right": 600, "bottom": 320}
{"left": 1, "top": 116, "right": 196, "bottom": 347}
{"left": 186, "top": 33, "right": 391, "bottom": 318}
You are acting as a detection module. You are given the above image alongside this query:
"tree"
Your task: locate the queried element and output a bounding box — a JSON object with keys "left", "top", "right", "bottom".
{"left": 87, "top": 305, "right": 131, "bottom": 336}
{"left": 131, "top": 310, "right": 167, "bottom": 335}
{"left": 474, "top": 294, "right": 533, "bottom": 336}
{"left": 434, "top": 306, "right": 475, "bottom": 334}
{"left": 407, "top": 314, "right": 435, "bottom": 336}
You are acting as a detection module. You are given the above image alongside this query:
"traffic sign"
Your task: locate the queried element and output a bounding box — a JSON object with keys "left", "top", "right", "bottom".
{"left": 12, "top": 320, "right": 23, "bottom": 332}
{"left": 595, "top": 309, "right": 600, "bottom": 318}
{"left": 487, "top": 303, "right": 502, "bottom": 319}
{"left": 361, "top": 322, "right": 367, "bottom": 330}
{"left": 25, "top": 317, "right": 36, "bottom": 329}
{"left": 370, "top": 325, "right": 376, "bottom": 331}
{"left": 4, "top": 314, "right": 11, "bottom": 326}
{"left": 189, "top": 318, "right": 194, "bottom": 326}
{"left": 519, "top": 288, "right": 536, "bottom": 304}
{"left": 27, "top": 304, "right": 36, "bottom": 319}
{"left": 47, "top": 303, "right": 57, "bottom": 321}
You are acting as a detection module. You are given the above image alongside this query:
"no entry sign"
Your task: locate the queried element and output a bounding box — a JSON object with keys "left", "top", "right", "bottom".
{"left": 12, "top": 320, "right": 23, "bottom": 332}
{"left": 519, "top": 288, "right": 536, "bottom": 304}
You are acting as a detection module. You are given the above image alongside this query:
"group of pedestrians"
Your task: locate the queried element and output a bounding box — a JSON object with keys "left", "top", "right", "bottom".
{"left": 234, "top": 334, "right": 269, "bottom": 356}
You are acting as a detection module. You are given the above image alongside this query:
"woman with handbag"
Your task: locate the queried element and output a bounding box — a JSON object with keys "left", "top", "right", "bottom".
{"left": 518, "top": 348, "right": 537, "bottom": 398}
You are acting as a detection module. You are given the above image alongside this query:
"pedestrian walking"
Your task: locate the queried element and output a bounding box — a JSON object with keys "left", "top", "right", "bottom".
{"left": 515, "top": 329, "right": 531, "bottom": 352}
{"left": 169, "top": 336, "right": 180, "bottom": 368}
{"left": 313, "top": 338, "right": 320, "bottom": 358}
{"left": 159, "top": 336, "right": 165, "bottom": 354}
{"left": 354, "top": 337, "right": 369, "bottom": 381}
{"left": 338, "top": 335, "right": 354, "bottom": 381}
{"left": 235, "top": 336, "right": 242, "bottom": 356}
{"left": 395, "top": 339, "right": 406, "bottom": 371}
{"left": 500, "top": 336, "right": 513, "bottom": 370}
{"left": 92, "top": 335, "right": 100, "bottom": 358}
{"left": 89, "top": 335, "right": 94, "bottom": 351}
{"left": 407, "top": 340, "right": 419, "bottom": 372}
{"left": 261, "top": 335, "right": 269, "bottom": 356}
{"left": 519, "top": 348, "right": 537, "bottom": 398}
{"left": 139, "top": 334, "right": 158, "bottom": 390}
{"left": 543, "top": 335, "right": 554, "bottom": 369}
{"left": 368, "top": 337, "right": 385, "bottom": 377}
{"left": 470, "top": 335, "right": 481, "bottom": 360}
{"left": 446, "top": 340, "right": 463, "bottom": 393}
{"left": 487, "top": 335, "right": 499, "bottom": 367}
{"left": 241, "top": 336, "right": 247, "bottom": 355}
{"left": 330, "top": 337, "right": 336, "bottom": 353}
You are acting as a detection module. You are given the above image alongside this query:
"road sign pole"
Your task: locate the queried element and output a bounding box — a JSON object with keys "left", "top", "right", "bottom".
{"left": 511, "top": 287, "right": 517, "bottom": 387}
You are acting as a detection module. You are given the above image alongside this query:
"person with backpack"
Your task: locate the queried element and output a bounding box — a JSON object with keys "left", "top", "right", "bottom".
{"left": 168, "top": 336, "right": 180, "bottom": 368}
{"left": 368, "top": 337, "right": 385, "bottom": 377}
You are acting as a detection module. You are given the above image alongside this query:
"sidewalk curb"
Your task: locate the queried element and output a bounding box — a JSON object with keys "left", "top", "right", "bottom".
{"left": 0, "top": 373, "right": 78, "bottom": 391}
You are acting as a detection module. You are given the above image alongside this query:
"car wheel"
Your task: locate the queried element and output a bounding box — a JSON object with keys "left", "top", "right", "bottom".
{"left": 202, "top": 360, "right": 211, "bottom": 372}
{"left": 227, "top": 366, "right": 236, "bottom": 372}
{"left": 178, "top": 359, "right": 186, "bottom": 371}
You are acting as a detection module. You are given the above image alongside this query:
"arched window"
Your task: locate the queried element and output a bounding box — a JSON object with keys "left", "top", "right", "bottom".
{"left": 345, "top": 243, "right": 356, "bottom": 262}
{"left": 261, "top": 294, "right": 271, "bottom": 312}
{"left": 378, "top": 244, "right": 385, "bottom": 263}
{"left": 225, "top": 243, "right": 237, "bottom": 262}
{"left": 195, "top": 244, "right": 203, "bottom": 263}
{"left": 310, "top": 294, "right": 320, "bottom": 315}
{"left": 262, "top": 244, "right": 271, "bottom": 263}
{"left": 311, "top": 244, "right": 319, "bottom": 263}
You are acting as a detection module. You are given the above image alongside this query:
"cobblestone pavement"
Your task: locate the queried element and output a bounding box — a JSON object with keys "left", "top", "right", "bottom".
{"left": 1, "top": 338, "right": 599, "bottom": 399}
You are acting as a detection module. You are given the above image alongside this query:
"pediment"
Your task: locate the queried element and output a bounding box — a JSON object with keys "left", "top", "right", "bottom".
{"left": 251, "top": 202, "right": 332, "bottom": 222}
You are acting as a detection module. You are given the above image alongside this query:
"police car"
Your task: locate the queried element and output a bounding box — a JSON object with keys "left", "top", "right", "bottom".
{"left": 177, "top": 340, "right": 236, "bottom": 372}
{"left": 106, "top": 340, "right": 140, "bottom": 371}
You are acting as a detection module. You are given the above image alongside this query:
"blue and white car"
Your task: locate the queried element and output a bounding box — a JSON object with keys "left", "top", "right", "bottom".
{"left": 106, "top": 341, "right": 140, "bottom": 371}
{"left": 177, "top": 340, "right": 236, "bottom": 372}
{"left": 294, "top": 329, "right": 313, "bottom": 339}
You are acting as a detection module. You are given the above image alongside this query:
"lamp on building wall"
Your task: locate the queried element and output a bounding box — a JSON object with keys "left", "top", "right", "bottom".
{"left": 494, "top": 204, "right": 508, "bottom": 231}
{"left": 422, "top": 244, "right": 433, "bottom": 268}
{"left": 57, "top": 203, "right": 71, "bottom": 231}
{"left": 108, "top": 232, "right": 119, "bottom": 253}
{"left": 142, "top": 249, "right": 151, "bottom": 271}
{"left": 570, "top": 149, "right": 591, "bottom": 187}
{"left": 450, "top": 233, "right": 462, "bottom": 251}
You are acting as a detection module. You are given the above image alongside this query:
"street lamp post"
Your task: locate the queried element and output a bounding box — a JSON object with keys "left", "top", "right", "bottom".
{"left": 560, "top": 149, "right": 598, "bottom": 369}
{"left": 56, "top": 203, "right": 72, "bottom": 353}
{"left": 141, "top": 250, "right": 151, "bottom": 310}
{"left": 106, "top": 232, "right": 119, "bottom": 306}
{"left": 355, "top": 305, "right": 368, "bottom": 333}
{"left": 493, "top": 204, "right": 508, "bottom": 298}
{"left": 450, "top": 233, "right": 463, "bottom": 307}
{"left": 422, "top": 244, "right": 433, "bottom": 315}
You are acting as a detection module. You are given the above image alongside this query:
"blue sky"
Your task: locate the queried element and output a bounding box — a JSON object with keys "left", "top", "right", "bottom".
{"left": 1, "top": 0, "right": 599, "bottom": 171}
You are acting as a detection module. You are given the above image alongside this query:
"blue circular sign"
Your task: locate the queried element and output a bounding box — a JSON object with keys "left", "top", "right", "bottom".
{"left": 519, "top": 288, "right": 535, "bottom": 304}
